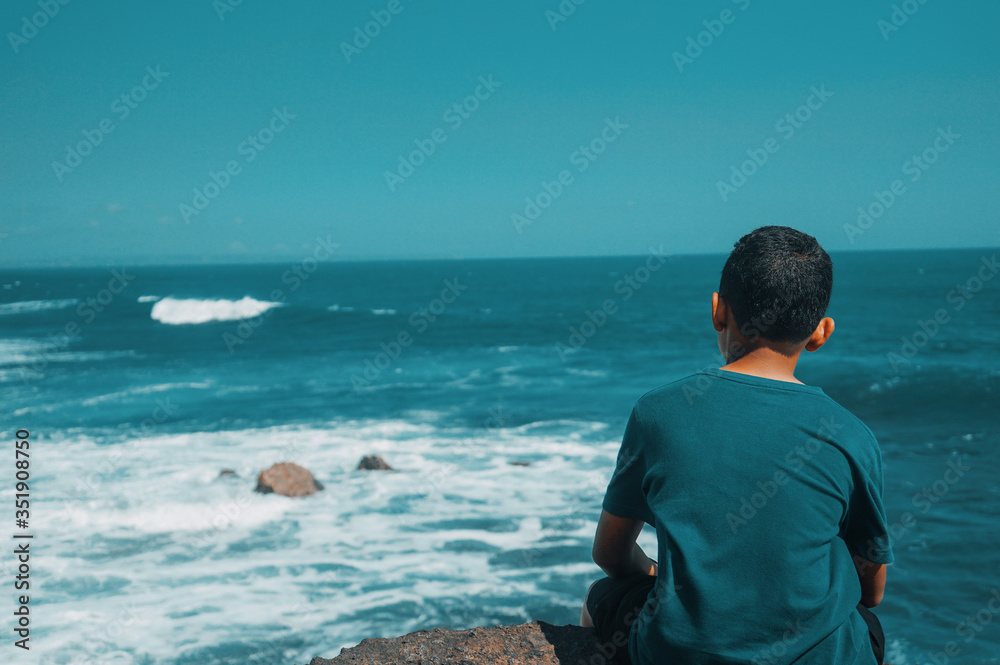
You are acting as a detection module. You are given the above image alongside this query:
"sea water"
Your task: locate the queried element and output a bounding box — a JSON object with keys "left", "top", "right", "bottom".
{"left": 1, "top": 249, "right": 998, "bottom": 664}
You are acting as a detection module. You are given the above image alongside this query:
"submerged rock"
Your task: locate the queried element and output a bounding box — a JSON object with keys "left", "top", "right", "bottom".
{"left": 218, "top": 469, "right": 238, "bottom": 478}
{"left": 306, "top": 622, "right": 606, "bottom": 665}
{"left": 509, "top": 460, "right": 531, "bottom": 467}
{"left": 255, "top": 462, "right": 324, "bottom": 497}
{"left": 357, "top": 455, "right": 392, "bottom": 471}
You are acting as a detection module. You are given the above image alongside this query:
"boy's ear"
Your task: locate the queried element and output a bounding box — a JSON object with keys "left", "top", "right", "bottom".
{"left": 711, "top": 292, "right": 727, "bottom": 332}
{"left": 804, "top": 317, "right": 835, "bottom": 352}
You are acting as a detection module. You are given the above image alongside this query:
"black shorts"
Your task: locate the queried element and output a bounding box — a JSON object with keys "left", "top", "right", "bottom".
{"left": 585, "top": 574, "right": 655, "bottom": 665}
{"left": 585, "top": 575, "right": 886, "bottom": 665}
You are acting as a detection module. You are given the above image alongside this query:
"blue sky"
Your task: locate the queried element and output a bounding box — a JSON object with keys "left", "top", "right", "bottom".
{"left": 1, "top": 0, "right": 997, "bottom": 266}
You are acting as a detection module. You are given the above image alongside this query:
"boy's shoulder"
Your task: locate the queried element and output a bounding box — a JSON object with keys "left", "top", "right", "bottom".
{"left": 631, "top": 370, "right": 716, "bottom": 412}
{"left": 631, "top": 369, "right": 882, "bottom": 459}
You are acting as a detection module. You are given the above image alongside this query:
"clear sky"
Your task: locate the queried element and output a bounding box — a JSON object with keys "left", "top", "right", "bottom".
{"left": 1, "top": 0, "right": 997, "bottom": 266}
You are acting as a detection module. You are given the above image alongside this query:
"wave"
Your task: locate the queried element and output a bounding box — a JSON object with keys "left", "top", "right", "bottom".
{"left": 327, "top": 304, "right": 396, "bottom": 315}
{"left": 0, "top": 298, "right": 78, "bottom": 316}
{"left": 0, "top": 338, "right": 136, "bottom": 371}
{"left": 79, "top": 381, "right": 213, "bottom": 406}
{"left": 150, "top": 297, "right": 284, "bottom": 325}
{"left": 0, "top": 337, "right": 81, "bottom": 367}
{"left": 137, "top": 295, "right": 162, "bottom": 303}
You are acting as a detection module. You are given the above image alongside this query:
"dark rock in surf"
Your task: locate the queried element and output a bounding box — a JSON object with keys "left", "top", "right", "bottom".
{"left": 357, "top": 455, "right": 392, "bottom": 471}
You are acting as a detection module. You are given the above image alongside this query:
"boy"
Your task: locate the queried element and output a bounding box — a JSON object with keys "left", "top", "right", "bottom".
{"left": 581, "top": 226, "right": 893, "bottom": 665}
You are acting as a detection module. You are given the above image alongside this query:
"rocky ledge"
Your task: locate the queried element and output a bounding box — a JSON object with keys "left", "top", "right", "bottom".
{"left": 307, "top": 622, "right": 612, "bottom": 665}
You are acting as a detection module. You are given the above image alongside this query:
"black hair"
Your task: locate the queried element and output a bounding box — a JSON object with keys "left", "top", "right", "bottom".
{"left": 719, "top": 226, "right": 833, "bottom": 344}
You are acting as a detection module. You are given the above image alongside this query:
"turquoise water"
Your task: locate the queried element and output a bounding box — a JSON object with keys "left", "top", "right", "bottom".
{"left": 2, "top": 248, "right": 998, "bottom": 664}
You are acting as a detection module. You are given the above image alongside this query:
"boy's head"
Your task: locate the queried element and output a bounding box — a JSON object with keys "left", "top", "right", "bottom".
{"left": 713, "top": 226, "right": 834, "bottom": 359}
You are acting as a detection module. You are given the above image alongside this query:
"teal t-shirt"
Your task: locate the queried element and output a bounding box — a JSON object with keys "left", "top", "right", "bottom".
{"left": 602, "top": 368, "right": 894, "bottom": 665}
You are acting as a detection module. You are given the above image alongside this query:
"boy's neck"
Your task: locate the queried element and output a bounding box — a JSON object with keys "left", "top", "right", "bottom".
{"left": 720, "top": 346, "right": 805, "bottom": 385}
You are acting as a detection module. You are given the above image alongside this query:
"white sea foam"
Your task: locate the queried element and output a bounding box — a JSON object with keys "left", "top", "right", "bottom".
{"left": 0, "top": 298, "right": 78, "bottom": 315}
{"left": 137, "top": 295, "right": 162, "bottom": 303}
{"left": 150, "top": 297, "right": 283, "bottom": 325}
{"left": 566, "top": 368, "right": 608, "bottom": 378}
{"left": 0, "top": 346, "right": 137, "bottom": 379}
{"left": 327, "top": 305, "right": 396, "bottom": 315}
{"left": 78, "top": 381, "right": 213, "bottom": 406}
{"left": 0, "top": 337, "right": 70, "bottom": 366}
{"left": 28, "top": 419, "right": 629, "bottom": 663}
{"left": 0, "top": 337, "right": 54, "bottom": 359}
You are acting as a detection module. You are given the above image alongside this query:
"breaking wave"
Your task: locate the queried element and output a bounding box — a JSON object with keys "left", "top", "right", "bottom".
{"left": 150, "top": 297, "right": 283, "bottom": 325}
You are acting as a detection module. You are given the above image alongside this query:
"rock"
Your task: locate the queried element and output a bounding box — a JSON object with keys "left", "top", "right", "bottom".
{"left": 509, "top": 461, "right": 531, "bottom": 467}
{"left": 305, "top": 622, "right": 608, "bottom": 665}
{"left": 255, "top": 462, "right": 324, "bottom": 497}
{"left": 357, "top": 455, "right": 392, "bottom": 471}
{"left": 218, "top": 469, "right": 238, "bottom": 478}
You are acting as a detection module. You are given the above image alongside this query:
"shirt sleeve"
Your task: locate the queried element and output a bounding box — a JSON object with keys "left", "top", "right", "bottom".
{"left": 840, "top": 435, "right": 894, "bottom": 564}
{"left": 601, "top": 406, "right": 655, "bottom": 526}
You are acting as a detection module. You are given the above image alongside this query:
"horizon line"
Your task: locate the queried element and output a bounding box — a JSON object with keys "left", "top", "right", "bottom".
{"left": 1, "top": 244, "right": 997, "bottom": 271}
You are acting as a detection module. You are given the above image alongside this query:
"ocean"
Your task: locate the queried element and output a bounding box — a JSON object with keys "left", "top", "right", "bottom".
{"left": 2, "top": 248, "right": 998, "bottom": 665}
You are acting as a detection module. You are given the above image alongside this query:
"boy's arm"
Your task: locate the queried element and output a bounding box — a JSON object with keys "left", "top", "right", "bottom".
{"left": 592, "top": 509, "right": 657, "bottom": 578}
{"left": 851, "top": 551, "right": 886, "bottom": 607}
